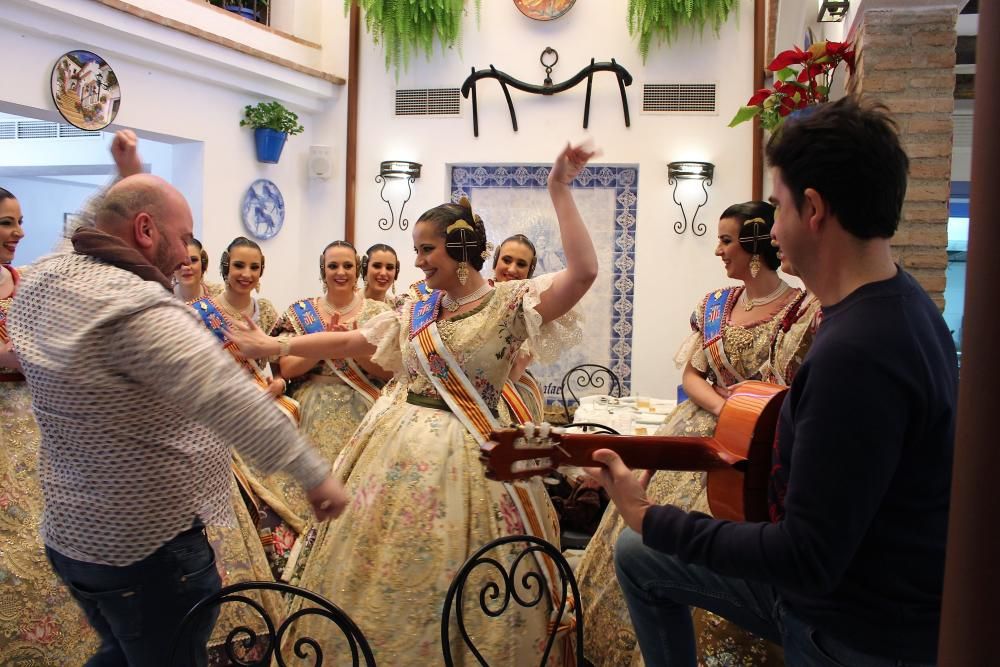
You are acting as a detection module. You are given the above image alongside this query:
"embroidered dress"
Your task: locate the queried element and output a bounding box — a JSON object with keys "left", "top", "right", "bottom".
{"left": 763, "top": 291, "right": 822, "bottom": 386}
{"left": 577, "top": 285, "right": 799, "bottom": 667}
{"left": 186, "top": 295, "right": 310, "bottom": 660}
{"left": 1, "top": 267, "right": 100, "bottom": 665}
{"left": 288, "top": 276, "right": 582, "bottom": 665}
{"left": 270, "top": 297, "right": 390, "bottom": 467}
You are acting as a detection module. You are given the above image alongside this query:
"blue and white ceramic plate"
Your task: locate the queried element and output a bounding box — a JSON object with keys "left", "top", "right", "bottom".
{"left": 242, "top": 179, "right": 284, "bottom": 240}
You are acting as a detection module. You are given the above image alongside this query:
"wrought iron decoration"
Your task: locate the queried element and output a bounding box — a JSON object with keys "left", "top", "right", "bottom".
{"left": 460, "top": 47, "right": 633, "bottom": 137}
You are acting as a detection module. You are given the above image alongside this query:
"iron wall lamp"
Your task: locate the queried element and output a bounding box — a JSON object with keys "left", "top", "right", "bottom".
{"left": 817, "top": 0, "right": 850, "bottom": 22}
{"left": 668, "top": 161, "right": 714, "bottom": 236}
{"left": 375, "top": 160, "right": 421, "bottom": 231}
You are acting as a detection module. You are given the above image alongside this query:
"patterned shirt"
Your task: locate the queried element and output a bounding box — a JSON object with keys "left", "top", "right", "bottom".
{"left": 8, "top": 252, "right": 330, "bottom": 566}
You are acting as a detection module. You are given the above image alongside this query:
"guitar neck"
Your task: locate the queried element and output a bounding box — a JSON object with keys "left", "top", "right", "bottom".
{"left": 558, "top": 433, "right": 745, "bottom": 472}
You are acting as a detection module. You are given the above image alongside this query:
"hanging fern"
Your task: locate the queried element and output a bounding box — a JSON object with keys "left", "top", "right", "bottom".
{"left": 627, "top": 0, "right": 739, "bottom": 62}
{"left": 347, "top": 0, "right": 479, "bottom": 76}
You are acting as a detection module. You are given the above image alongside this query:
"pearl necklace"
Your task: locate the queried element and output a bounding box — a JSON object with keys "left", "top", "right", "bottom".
{"left": 320, "top": 291, "right": 361, "bottom": 318}
{"left": 442, "top": 283, "right": 493, "bottom": 312}
{"left": 739, "top": 281, "right": 790, "bottom": 311}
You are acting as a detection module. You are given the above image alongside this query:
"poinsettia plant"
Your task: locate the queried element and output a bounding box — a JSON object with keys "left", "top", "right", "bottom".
{"left": 730, "top": 40, "right": 856, "bottom": 132}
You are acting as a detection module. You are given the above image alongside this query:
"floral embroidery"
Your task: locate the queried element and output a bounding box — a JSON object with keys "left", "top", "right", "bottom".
{"left": 272, "top": 524, "right": 296, "bottom": 557}
{"left": 426, "top": 352, "right": 448, "bottom": 379}
{"left": 21, "top": 614, "right": 59, "bottom": 644}
{"left": 498, "top": 494, "right": 526, "bottom": 534}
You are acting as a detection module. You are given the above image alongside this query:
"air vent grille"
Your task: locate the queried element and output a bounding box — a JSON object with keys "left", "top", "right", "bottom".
{"left": 642, "top": 83, "right": 717, "bottom": 113}
{"left": 395, "top": 88, "right": 462, "bottom": 117}
{"left": 0, "top": 120, "right": 101, "bottom": 140}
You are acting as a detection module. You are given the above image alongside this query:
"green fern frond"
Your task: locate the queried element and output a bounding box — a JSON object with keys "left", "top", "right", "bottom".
{"left": 627, "top": 0, "right": 739, "bottom": 63}
{"left": 346, "top": 0, "right": 474, "bottom": 78}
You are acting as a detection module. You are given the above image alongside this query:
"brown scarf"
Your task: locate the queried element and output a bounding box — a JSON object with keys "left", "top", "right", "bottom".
{"left": 72, "top": 228, "right": 173, "bottom": 292}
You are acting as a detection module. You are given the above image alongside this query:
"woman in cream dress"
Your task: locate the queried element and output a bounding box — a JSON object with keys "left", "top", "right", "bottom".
{"left": 577, "top": 201, "right": 801, "bottom": 666}
{"left": 271, "top": 241, "right": 390, "bottom": 468}
{"left": 232, "top": 143, "right": 599, "bottom": 665}
{"left": 0, "top": 187, "right": 100, "bottom": 664}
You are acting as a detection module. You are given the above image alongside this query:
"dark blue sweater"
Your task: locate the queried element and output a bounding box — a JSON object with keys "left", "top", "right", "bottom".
{"left": 643, "top": 268, "right": 957, "bottom": 662}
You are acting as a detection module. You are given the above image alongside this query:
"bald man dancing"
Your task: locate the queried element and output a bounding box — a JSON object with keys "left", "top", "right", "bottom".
{"left": 8, "top": 132, "right": 348, "bottom": 666}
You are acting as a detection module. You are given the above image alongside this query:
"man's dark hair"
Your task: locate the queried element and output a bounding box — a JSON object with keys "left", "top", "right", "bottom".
{"left": 766, "top": 96, "right": 909, "bottom": 239}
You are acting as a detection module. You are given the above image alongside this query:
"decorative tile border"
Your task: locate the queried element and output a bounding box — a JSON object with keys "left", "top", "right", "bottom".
{"left": 449, "top": 163, "right": 638, "bottom": 398}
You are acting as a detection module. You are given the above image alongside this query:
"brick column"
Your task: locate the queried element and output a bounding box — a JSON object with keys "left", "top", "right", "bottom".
{"left": 848, "top": 7, "right": 957, "bottom": 309}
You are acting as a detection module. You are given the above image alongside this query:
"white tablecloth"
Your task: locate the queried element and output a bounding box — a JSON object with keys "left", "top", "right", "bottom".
{"left": 571, "top": 395, "right": 677, "bottom": 436}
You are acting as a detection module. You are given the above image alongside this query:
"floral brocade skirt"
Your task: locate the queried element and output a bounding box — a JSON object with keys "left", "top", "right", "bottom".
{"left": 0, "top": 381, "right": 100, "bottom": 665}
{"left": 287, "top": 394, "right": 568, "bottom": 665}
{"left": 576, "top": 398, "right": 785, "bottom": 666}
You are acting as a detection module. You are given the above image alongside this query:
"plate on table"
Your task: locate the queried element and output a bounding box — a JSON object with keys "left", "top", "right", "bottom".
{"left": 242, "top": 179, "right": 284, "bottom": 240}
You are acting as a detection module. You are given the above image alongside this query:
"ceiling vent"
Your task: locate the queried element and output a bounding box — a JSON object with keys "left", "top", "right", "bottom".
{"left": 395, "top": 88, "right": 462, "bottom": 117}
{"left": 642, "top": 83, "right": 717, "bottom": 114}
{"left": 0, "top": 120, "right": 101, "bottom": 140}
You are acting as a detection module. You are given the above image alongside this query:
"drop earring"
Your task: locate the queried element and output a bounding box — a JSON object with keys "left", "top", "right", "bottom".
{"left": 750, "top": 254, "right": 761, "bottom": 278}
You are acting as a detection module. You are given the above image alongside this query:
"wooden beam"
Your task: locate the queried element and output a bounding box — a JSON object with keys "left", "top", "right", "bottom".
{"left": 344, "top": 3, "right": 360, "bottom": 245}
{"left": 938, "top": 0, "right": 998, "bottom": 663}
{"left": 753, "top": 0, "right": 766, "bottom": 200}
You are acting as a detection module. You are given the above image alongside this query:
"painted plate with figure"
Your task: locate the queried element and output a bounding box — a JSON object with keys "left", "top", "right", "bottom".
{"left": 50, "top": 50, "right": 122, "bottom": 131}
{"left": 514, "top": 0, "right": 576, "bottom": 21}
{"left": 242, "top": 179, "right": 285, "bottom": 241}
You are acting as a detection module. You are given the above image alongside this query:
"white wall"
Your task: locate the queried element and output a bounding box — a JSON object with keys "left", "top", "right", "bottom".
{"left": 350, "top": 1, "right": 758, "bottom": 397}
{"left": 0, "top": 1, "right": 347, "bottom": 313}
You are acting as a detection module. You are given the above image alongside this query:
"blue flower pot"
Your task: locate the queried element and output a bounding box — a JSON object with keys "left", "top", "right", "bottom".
{"left": 224, "top": 5, "right": 257, "bottom": 20}
{"left": 254, "top": 128, "right": 287, "bottom": 164}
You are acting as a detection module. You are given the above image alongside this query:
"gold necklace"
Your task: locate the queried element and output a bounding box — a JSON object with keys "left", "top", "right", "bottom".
{"left": 217, "top": 293, "right": 254, "bottom": 320}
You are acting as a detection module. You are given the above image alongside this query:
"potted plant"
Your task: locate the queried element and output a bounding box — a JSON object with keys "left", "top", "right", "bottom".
{"left": 627, "top": 0, "right": 738, "bottom": 62}
{"left": 209, "top": 0, "right": 268, "bottom": 22}
{"left": 240, "top": 101, "right": 304, "bottom": 164}
{"left": 729, "top": 40, "right": 856, "bottom": 133}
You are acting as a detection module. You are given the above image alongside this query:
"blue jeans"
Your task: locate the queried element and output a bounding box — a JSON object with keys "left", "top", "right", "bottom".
{"left": 613, "top": 529, "right": 935, "bottom": 667}
{"left": 46, "top": 523, "right": 221, "bottom": 667}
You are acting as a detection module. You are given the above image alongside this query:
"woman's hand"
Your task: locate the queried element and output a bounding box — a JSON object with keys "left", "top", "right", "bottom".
{"left": 225, "top": 317, "right": 280, "bottom": 359}
{"left": 548, "top": 141, "right": 599, "bottom": 188}
{"left": 326, "top": 312, "right": 355, "bottom": 333}
{"left": 266, "top": 377, "right": 286, "bottom": 398}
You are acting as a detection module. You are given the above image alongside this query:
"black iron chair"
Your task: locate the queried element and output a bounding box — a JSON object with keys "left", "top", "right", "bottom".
{"left": 441, "top": 534, "right": 584, "bottom": 666}
{"left": 168, "top": 580, "right": 376, "bottom": 666}
{"left": 559, "top": 364, "right": 623, "bottom": 421}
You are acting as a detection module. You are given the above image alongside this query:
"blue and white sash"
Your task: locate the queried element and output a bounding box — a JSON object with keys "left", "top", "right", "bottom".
{"left": 702, "top": 287, "right": 744, "bottom": 387}
{"left": 290, "top": 299, "right": 382, "bottom": 405}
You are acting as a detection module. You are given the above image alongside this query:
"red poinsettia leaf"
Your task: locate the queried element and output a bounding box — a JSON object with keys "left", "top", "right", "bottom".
{"left": 768, "top": 47, "right": 809, "bottom": 71}
{"left": 844, "top": 51, "right": 857, "bottom": 75}
{"left": 747, "top": 88, "right": 773, "bottom": 106}
{"left": 780, "top": 96, "right": 797, "bottom": 110}
{"left": 796, "top": 97, "right": 811, "bottom": 109}
{"left": 826, "top": 41, "right": 847, "bottom": 57}
{"left": 778, "top": 104, "right": 793, "bottom": 117}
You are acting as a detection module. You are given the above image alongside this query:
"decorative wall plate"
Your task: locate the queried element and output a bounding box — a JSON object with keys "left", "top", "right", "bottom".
{"left": 50, "top": 50, "right": 122, "bottom": 131}
{"left": 242, "top": 179, "right": 285, "bottom": 241}
{"left": 514, "top": 0, "right": 576, "bottom": 21}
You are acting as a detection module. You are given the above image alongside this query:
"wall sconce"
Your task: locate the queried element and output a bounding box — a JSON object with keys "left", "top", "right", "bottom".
{"left": 668, "top": 161, "right": 714, "bottom": 236}
{"left": 817, "top": 0, "right": 850, "bottom": 22}
{"left": 375, "top": 160, "right": 421, "bottom": 231}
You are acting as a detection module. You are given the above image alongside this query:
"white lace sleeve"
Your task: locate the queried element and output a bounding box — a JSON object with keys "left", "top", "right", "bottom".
{"left": 518, "top": 272, "right": 584, "bottom": 365}
{"left": 359, "top": 309, "right": 404, "bottom": 373}
{"left": 673, "top": 331, "right": 702, "bottom": 369}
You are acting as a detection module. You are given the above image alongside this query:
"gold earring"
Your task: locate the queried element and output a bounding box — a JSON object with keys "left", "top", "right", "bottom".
{"left": 456, "top": 262, "right": 470, "bottom": 286}
{"left": 750, "top": 254, "right": 761, "bottom": 278}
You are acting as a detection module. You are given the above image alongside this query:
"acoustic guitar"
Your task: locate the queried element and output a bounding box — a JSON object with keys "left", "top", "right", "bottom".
{"left": 480, "top": 381, "right": 787, "bottom": 522}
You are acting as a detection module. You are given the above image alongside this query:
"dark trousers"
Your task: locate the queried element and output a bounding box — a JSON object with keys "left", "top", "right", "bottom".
{"left": 613, "top": 528, "right": 936, "bottom": 667}
{"left": 46, "top": 523, "right": 221, "bottom": 667}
